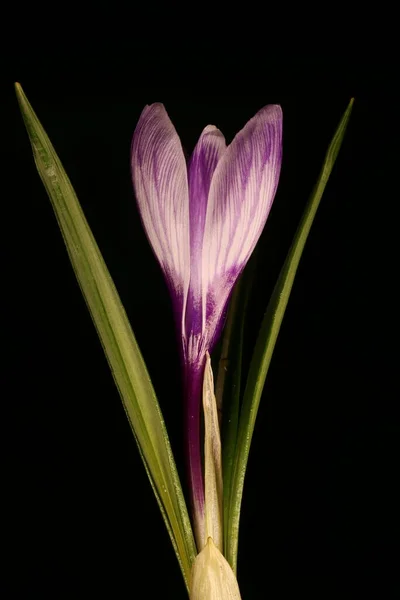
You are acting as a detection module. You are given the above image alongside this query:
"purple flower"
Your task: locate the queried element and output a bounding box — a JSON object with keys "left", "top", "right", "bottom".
{"left": 131, "top": 103, "right": 282, "bottom": 548}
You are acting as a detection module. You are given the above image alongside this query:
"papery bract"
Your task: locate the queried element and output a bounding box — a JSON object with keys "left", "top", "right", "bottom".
{"left": 190, "top": 536, "right": 242, "bottom": 600}
{"left": 131, "top": 103, "right": 282, "bottom": 547}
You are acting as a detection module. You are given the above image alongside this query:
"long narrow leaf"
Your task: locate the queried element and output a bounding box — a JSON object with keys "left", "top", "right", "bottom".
{"left": 15, "top": 83, "right": 197, "bottom": 587}
{"left": 226, "top": 99, "right": 354, "bottom": 571}
{"left": 214, "top": 257, "right": 256, "bottom": 555}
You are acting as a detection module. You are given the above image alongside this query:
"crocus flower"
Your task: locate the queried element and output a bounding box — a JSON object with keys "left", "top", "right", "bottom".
{"left": 131, "top": 103, "right": 282, "bottom": 548}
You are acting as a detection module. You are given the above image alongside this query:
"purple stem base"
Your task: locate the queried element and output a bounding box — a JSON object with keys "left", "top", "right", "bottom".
{"left": 184, "top": 360, "right": 206, "bottom": 550}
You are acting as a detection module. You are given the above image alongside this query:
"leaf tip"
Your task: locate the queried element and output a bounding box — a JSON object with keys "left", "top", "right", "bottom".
{"left": 14, "top": 82, "right": 26, "bottom": 112}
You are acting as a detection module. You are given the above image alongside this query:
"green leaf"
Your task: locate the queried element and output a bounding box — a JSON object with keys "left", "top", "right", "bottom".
{"left": 214, "top": 257, "right": 256, "bottom": 556}
{"left": 15, "top": 83, "right": 197, "bottom": 587}
{"left": 226, "top": 99, "right": 354, "bottom": 571}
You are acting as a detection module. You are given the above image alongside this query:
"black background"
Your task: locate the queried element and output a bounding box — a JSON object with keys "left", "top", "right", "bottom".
{"left": 2, "top": 26, "right": 398, "bottom": 600}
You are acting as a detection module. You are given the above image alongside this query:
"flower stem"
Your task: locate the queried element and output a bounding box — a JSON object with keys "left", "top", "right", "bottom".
{"left": 184, "top": 362, "right": 206, "bottom": 550}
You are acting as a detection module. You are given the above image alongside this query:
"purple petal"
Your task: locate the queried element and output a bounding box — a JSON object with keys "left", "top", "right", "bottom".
{"left": 131, "top": 103, "right": 190, "bottom": 331}
{"left": 186, "top": 126, "right": 226, "bottom": 341}
{"left": 202, "top": 105, "right": 283, "bottom": 348}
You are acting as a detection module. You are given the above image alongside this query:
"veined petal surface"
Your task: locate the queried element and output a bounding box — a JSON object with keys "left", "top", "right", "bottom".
{"left": 131, "top": 103, "right": 190, "bottom": 329}
{"left": 202, "top": 105, "right": 283, "bottom": 348}
{"left": 187, "top": 126, "right": 226, "bottom": 337}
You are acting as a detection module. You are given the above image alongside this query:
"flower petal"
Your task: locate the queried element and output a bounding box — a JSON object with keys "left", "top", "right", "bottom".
{"left": 186, "top": 126, "right": 226, "bottom": 338}
{"left": 202, "top": 105, "right": 283, "bottom": 348}
{"left": 131, "top": 103, "right": 190, "bottom": 330}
